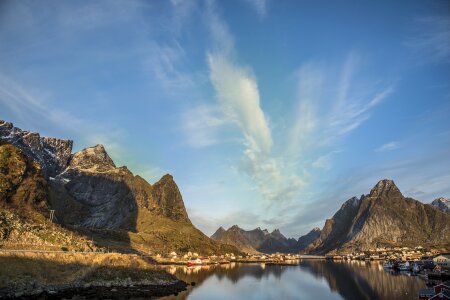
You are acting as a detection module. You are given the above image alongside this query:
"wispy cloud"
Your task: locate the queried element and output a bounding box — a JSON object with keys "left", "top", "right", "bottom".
{"left": 375, "top": 141, "right": 400, "bottom": 152}
{"left": 242, "top": 0, "right": 269, "bottom": 18}
{"left": 405, "top": 16, "right": 450, "bottom": 64}
{"left": 326, "top": 54, "right": 395, "bottom": 141}
{"left": 207, "top": 54, "right": 272, "bottom": 156}
{"left": 181, "top": 104, "right": 230, "bottom": 147}
{"left": 312, "top": 154, "right": 333, "bottom": 170}
{"left": 287, "top": 54, "right": 395, "bottom": 176}
{"left": 287, "top": 63, "right": 322, "bottom": 158}
{"left": 0, "top": 73, "right": 162, "bottom": 183}
{"left": 205, "top": 1, "right": 303, "bottom": 202}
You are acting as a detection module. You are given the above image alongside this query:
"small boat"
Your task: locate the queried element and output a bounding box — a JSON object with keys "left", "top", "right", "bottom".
{"left": 187, "top": 258, "right": 203, "bottom": 267}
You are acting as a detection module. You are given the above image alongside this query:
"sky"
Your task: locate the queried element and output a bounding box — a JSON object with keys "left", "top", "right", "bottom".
{"left": 1, "top": 0, "right": 449, "bottom": 238}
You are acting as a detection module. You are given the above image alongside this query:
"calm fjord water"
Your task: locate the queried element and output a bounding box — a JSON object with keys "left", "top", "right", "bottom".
{"left": 160, "top": 260, "right": 426, "bottom": 300}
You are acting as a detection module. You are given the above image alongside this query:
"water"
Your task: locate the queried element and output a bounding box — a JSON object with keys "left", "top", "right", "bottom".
{"left": 159, "top": 260, "right": 427, "bottom": 300}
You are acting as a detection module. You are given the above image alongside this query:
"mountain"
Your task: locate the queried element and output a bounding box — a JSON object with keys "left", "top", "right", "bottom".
{"left": 0, "top": 121, "right": 72, "bottom": 178}
{"left": 210, "top": 225, "right": 317, "bottom": 254}
{"left": 0, "top": 120, "right": 239, "bottom": 255}
{"left": 296, "top": 227, "right": 321, "bottom": 251}
{"left": 306, "top": 180, "right": 450, "bottom": 254}
{"left": 0, "top": 140, "right": 95, "bottom": 251}
{"left": 430, "top": 197, "right": 450, "bottom": 213}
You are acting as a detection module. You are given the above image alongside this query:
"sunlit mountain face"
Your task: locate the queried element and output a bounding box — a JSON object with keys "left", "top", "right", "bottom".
{"left": 1, "top": 0, "right": 449, "bottom": 239}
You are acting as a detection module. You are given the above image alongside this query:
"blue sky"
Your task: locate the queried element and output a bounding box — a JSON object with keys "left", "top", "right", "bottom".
{"left": 1, "top": 0, "right": 449, "bottom": 237}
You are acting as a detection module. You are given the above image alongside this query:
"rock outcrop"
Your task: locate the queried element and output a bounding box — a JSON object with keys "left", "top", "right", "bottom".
{"left": 430, "top": 197, "right": 450, "bottom": 214}
{"left": 0, "top": 141, "right": 48, "bottom": 209}
{"left": 0, "top": 120, "right": 72, "bottom": 178}
{"left": 306, "top": 179, "right": 450, "bottom": 254}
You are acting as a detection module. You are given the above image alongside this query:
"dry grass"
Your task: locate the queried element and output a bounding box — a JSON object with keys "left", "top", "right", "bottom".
{"left": 0, "top": 252, "right": 172, "bottom": 291}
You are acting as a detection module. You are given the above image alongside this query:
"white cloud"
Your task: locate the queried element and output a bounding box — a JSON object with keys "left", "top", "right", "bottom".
{"left": 207, "top": 54, "right": 272, "bottom": 156}
{"left": 205, "top": 1, "right": 303, "bottom": 202}
{"left": 375, "top": 141, "right": 400, "bottom": 152}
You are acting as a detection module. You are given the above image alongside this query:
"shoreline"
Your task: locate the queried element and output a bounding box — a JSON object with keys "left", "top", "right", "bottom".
{"left": 0, "top": 252, "right": 186, "bottom": 299}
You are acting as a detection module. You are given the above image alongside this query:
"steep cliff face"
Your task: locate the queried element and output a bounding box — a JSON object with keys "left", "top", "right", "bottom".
{"left": 151, "top": 174, "right": 190, "bottom": 222}
{"left": 307, "top": 180, "right": 450, "bottom": 254}
{"left": 0, "top": 120, "right": 72, "bottom": 178}
{"left": 52, "top": 144, "right": 138, "bottom": 230}
{"left": 430, "top": 197, "right": 450, "bottom": 213}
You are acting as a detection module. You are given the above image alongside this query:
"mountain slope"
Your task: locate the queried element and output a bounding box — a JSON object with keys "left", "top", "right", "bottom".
{"left": 307, "top": 180, "right": 450, "bottom": 254}
{"left": 0, "top": 141, "right": 95, "bottom": 251}
{"left": 0, "top": 120, "right": 239, "bottom": 255}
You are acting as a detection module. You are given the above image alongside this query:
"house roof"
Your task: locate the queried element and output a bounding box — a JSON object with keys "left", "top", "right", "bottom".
{"left": 434, "top": 283, "right": 450, "bottom": 289}
{"left": 429, "top": 291, "right": 450, "bottom": 300}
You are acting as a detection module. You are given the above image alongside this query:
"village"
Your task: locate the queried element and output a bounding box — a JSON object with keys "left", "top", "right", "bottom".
{"left": 152, "top": 247, "right": 450, "bottom": 299}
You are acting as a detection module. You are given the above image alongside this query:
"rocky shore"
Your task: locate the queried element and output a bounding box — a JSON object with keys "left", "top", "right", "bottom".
{"left": 0, "top": 279, "right": 187, "bottom": 299}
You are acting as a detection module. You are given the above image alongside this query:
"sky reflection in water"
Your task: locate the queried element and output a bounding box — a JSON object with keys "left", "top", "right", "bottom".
{"left": 160, "top": 260, "right": 426, "bottom": 300}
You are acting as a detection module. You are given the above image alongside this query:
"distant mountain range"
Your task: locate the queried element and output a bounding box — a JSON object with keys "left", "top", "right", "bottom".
{"left": 211, "top": 225, "right": 321, "bottom": 254}
{"left": 0, "top": 120, "right": 238, "bottom": 255}
{"left": 213, "top": 180, "right": 450, "bottom": 254}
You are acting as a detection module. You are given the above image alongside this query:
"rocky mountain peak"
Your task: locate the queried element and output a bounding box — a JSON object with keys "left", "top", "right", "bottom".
{"left": 230, "top": 225, "right": 241, "bottom": 230}
{"left": 431, "top": 197, "right": 450, "bottom": 213}
{"left": 151, "top": 174, "right": 189, "bottom": 222}
{"left": 271, "top": 229, "right": 286, "bottom": 240}
{"left": 0, "top": 120, "right": 73, "bottom": 178}
{"left": 368, "top": 179, "right": 402, "bottom": 198}
{"left": 68, "top": 144, "right": 116, "bottom": 172}
{"left": 210, "top": 226, "right": 226, "bottom": 240}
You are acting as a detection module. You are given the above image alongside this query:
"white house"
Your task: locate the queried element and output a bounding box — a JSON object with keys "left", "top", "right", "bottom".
{"left": 433, "top": 254, "right": 450, "bottom": 270}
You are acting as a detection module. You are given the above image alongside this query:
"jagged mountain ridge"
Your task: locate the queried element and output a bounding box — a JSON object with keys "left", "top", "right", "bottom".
{"left": 0, "top": 121, "right": 72, "bottom": 178}
{"left": 0, "top": 120, "right": 239, "bottom": 255}
{"left": 306, "top": 180, "right": 450, "bottom": 254}
{"left": 211, "top": 225, "right": 320, "bottom": 254}
{"left": 431, "top": 197, "right": 450, "bottom": 213}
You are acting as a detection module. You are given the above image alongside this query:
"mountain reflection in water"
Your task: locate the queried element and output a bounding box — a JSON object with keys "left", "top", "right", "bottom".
{"left": 160, "top": 260, "right": 425, "bottom": 300}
